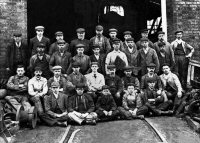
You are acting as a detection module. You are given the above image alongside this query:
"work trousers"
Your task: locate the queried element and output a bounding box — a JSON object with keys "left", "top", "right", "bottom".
{"left": 30, "top": 96, "right": 44, "bottom": 115}
{"left": 40, "top": 113, "right": 68, "bottom": 126}
{"left": 95, "top": 109, "right": 119, "bottom": 121}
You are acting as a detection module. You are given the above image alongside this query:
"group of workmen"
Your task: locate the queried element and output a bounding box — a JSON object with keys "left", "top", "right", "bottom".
{"left": 0, "top": 24, "right": 195, "bottom": 127}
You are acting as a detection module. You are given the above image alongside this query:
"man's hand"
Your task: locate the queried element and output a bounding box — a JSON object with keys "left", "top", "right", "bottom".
{"left": 108, "top": 111, "right": 113, "bottom": 116}
{"left": 103, "top": 110, "right": 108, "bottom": 116}
{"left": 115, "top": 92, "right": 121, "bottom": 98}
{"left": 132, "top": 108, "right": 137, "bottom": 116}
{"left": 82, "top": 113, "right": 89, "bottom": 118}
{"left": 186, "top": 53, "right": 192, "bottom": 58}
{"left": 177, "top": 91, "right": 182, "bottom": 98}
{"left": 55, "top": 114, "right": 62, "bottom": 118}
{"left": 157, "top": 90, "right": 162, "bottom": 95}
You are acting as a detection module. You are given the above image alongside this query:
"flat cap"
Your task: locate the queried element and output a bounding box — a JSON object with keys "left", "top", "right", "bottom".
{"left": 91, "top": 62, "right": 98, "bottom": 66}
{"left": 51, "top": 82, "right": 60, "bottom": 87}
{"left": 112, "top": 38, "right": 120, "bottom": 44}
{"left": 126, "top": 38, "right": 134, "bottom": 42}
{"left": 158, "top": 41, "right": 166, "bottom": 47}
{"left": 52, "top": 65, "right": 62, "bottom": 70}
{"left": 146, "top": 77, "right": 157, "bottom": 83}
{"left": 72, "top": 62, "right": 81, "bottom": 68}
{"left": 57, "top": 39, "right": 66, "bottom": 45}
{"left": 76, "top": 28, "right": 85, "bottom": 33}
{"left": 34, "top": 66, "right": 42, "bottom": 71}
{"left": 109, "top": 28, "right": 118, "bottom": 33}
{"left": 140, "top": 29, "right": 148, "bottom": 33}
{"left": 55, "top": 31, "right": 63, "bottom": 36}
{"left": 96, "top": 25, "right": 103, "bottom": 31}
{"left": 124, "top": 66, "right": 134, "bottom": 71}
{"left": 157, "top": 31, "right": 165, "bottom": 35}
{"left": 147, "top": 63, "right": 156, "bottom": 68}
{"left": 123, "top": 31, "right": 132, "bottom": 35}
{"left": 76, "top": 43, "right": 85, "bottom": 48}
{"left": 92, "top": 44, "right": 100, "bottom": 49}
{"left": 76, "top": 83, "right": 86, "bottom": 89}
{"left": 127, "top": 83, "right": 135, "bottom": 87}
{"left": 102, "top": 85, "right": 110, "bottom": 90}
{"left": 140, "top": 37, "right": 149, "bottom": 42}
{"left": 35, "top": 26, "right": 45, "bottom": 31}
{"left": 107, "top": 65, "right": 116, "bottom": 69}
{"left": 37, "top": 43, "right": 46, "bottom": 48}
{"left": 175, "top": 30, "right": 183, "bottom": 35}
{"left": 13, "top": 32, "right": 22, "bottom": 37}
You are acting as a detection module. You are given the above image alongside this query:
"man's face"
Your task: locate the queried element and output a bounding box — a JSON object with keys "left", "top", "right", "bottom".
{"left": 124, "top": 34, "right": 132, "bottom": 40}
{"left": 58, "top": 44, "right": 65, "bottom": 52}
{"left": 158, "top": 34, "right": 165, "bottom": 41}
{"left": 127, "top": 41, "right": 135, "bottom": 48}
{"left": 124, "top": 70, "right": 132, "bottom": 77}
{"left": 113, "top": 43, "right": 120, "bottom": 51}
{"left": 37, "top": 47, "right": 45, "bottom": 55}
{"left": 53, "top": 69, "right": 61, "bottom": 77}
{"left": 162, "top": 66, "right": 170, "bottom": 75}
{"left": 160, "top": 45, "right": 165, "bottom": 53}
{"left": 16, "top": 67, "right": 25, "bottom": 77}
{"left": 147, "top": 67, "right": 155, "bottom": 74}
{"left": 141, "top": 32, "right": 148, "bottom": 38}
{"left": 176, "top": 32, "right": 183, "bottom": 39}
{"left": 77, "top": 48, "right": 84, "bottom": 55}
{"left": 77, "top": 32, "right": 85, "bottom": 39}
{"left": 127, "top": 86, "right": 135, "bottom": 94}
{"left": 72, "top": 67, "right": 80, "bottom": 73}
{"left": 96, "top": 30, "right": 103, "bottom": 36}
{"left": 14, "top": 36, "right": 22, "bottom": 43}
{"left": 109, "top": 32, "right": 117, "bottom": 39}
{"left": 91, "top": 65, "right": 98, "bottom": 72}
{"left": 141, "top": 41, "right": 148, "bottom": 48}
{"left": 36, "top": 30, "right": 44, "bottom": 37}
{"left": 109, "top": 68, "right": 116, "bottom": 76}
{"left": 93, "top": 48, "right": 100, "bottom": 55}
{"left": 34, "top": 70, "right": 42, "bottom": 79}
{"left": 52, "top": 86, "right": 60, "bottom": 94}
{"left": 102, "top": 89, "right": 110, "bottom": 95}
{"left": 56, "top": 35, "right": 63, "bottom": 41}
{"left": 76, "top": 88, "right": 84, "bottom": 95}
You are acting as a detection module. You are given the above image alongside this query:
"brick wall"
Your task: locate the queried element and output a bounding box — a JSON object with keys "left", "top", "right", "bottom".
{"left": 167, "top": 0, "right": 200, "bottom": 61}
{"left": 0, "top": 0, "right": 27, "bottom": 67}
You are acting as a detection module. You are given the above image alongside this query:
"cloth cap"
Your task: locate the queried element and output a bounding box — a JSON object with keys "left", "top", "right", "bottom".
{"left": 52, "top": 65, "right": 62, "bottom": 70}
{"left": 76, "top": 28, "right": 85, "bottom": 33}
{"left": 76, "top": 43, "right": 85, "bottom": 48}
{"left": 102, "top": 85, "right": 110, "bottom": 90}
{"left": 72, "top": 62, "right": 81, "bottom": 68}
{"left": 76, "top": 83, "right": 86, "bottom": 89}
{"left": 112, "top": 38, "right": 120, "bottom": 44}
{"left": 57, "top": 39, "right": 66, "bottom": 45}
{"left": 34, "top": 66, "right": 42, "bottom": 72}
{"left": 13, "top": 32, "right": 22, "bottom": 37}
{"left": 109, "top": 28, "right": 118, "bottom": 33}
{"left": 146, "top": 77, "right": 157, "bottom": 83}
{"left": 124, "top": 66, "right": 134, "bottom": 71}
{"left": 140, "top": 37, "right": 149, "bottom": 42}
{"left": 92, "top": 44, "right": 100, "bottom": 49}
{"left": 90, "top": 62, "right": 98, "bottom": 66}
{"left": 147, "top": 63, "right": 156, "bottom": 68}
{"left": 123, "top": 31, "right": 132, "bottom": 35}
{"left": 107, "top": 65, "right": 116, "bottom": 70}
{"left": 175, "top": 30, "right": 183, "bottom": 35}
{"left": 158, "top": 42, "right": 166, "bottom": 47}
{"left": 96, "top": 25, "right": 103, "bottom": 31}
{"left": 55, "top": 31, "right": 63, "bottom": 36}
{"left": 35, "top": 26, "right": 45, "bottom": 31}
{"left": 51, "top": 82, "right": 60, "bottom": 87}
{"left": 37, "top": 43, "right": 46, "bottom": 48}
{"left": 141, "top": 29, "right": 148, "bottom": 33}
{"left": 157, "top": 31, "right": 165, "bottom": 35}
{"left": 126, "top": 38, "right": 134, "bottom": 42}
{"left": 127, "top": 83, "right": 135, "bottom": 87}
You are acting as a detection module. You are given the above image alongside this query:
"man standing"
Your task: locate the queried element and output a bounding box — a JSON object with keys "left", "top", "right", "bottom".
{"left": 29, "top": 43, "right": 51, "bottom": 79}
{"left": 28, "top": 66, "right": 48, "bottom": 115}
{"left": 49, "top": 39, "right": 71, "bottom": 75}
{"left": 108, "top": 28, "right": 124, "bottom": 51}
{"left": 49, "top": 31, "right": 69, "bottom": 56}
{"left": 138, "top": 38, "right": 160, "bottom": 76}
{"left": 90, "top": 25, "right": 111, "bottom": 54}
{"left": 6, "top": 33, "right": 29, "bottom": 75}
{"left": 171, "top": 30, "right": 194, "bottom": 89}
{"left": 29, "top": 26, "right": 50, "bottom": 55}
{"left": 136, "top": 29, "right": 154, "bottom": 50}
{"left": 69, "top": 28, "right": 90, "bottom": 57}
{"left": 6, "top": 65, "right": 31, "bottom": 112}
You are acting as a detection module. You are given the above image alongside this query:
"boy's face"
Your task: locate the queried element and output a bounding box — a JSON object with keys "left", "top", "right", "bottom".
{"left": 58, "top": 44, "right": 65, "bottom": 51}
{"left": 113, "top": 43, "right": 120, "bottom": 51}
{"left": 72, "top": 67, "right": 80, "bottom": 73}
{"left": 141, "top": 41, "right": 148, "bottom": 48}
{"left": 36, "top": 30, "right": 44, "bottom": 37}
{"left": 162, "top": 66, "right": 170, "bottom": 75}
{"left": 127, "top": 86, "right": 135, "bottom": 94}
{"left": 16, "top": 67, "right": 25, "bottom": 77}
{"left": 158, "top": 34, "right": 164, "bottom": 41}
{"left": 102, "top": 89, "right": 110, "bottom": 95}
{"left": 76, "top": 88, "right": 84, "bottom": 95}
{"left": 53, "top": 69, "right": 61, "bottom": 77}
{"left": 52, "top": 86, "right": 60, "bottom": 94}
{"left": 109, "top": 32, "right": 117, "bottom": 38}
{"left": 148, "top": 82, "right": 156, "bottom": 89}
{"left": 124, "top": 34, "right": 131, "bottom": 40}
{"left": 141, "top": 32, "right": 148, "bottom": 38}
{"left": 93, "top": 48, "right": 100, "bottom": 55}
{"left": 77, "top": 48, "right": 84, "bottom": 55}
{"left": 91, "top": 65, "right": 98, "bottom": 72}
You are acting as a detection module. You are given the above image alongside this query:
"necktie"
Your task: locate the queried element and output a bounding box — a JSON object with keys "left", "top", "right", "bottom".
{"left": 94, "top": 74, "right": 97, "bottom": 79}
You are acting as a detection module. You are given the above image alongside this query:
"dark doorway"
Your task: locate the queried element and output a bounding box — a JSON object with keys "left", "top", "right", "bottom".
{"left": 27, "top": 0, "right": 161, "bottom": 43}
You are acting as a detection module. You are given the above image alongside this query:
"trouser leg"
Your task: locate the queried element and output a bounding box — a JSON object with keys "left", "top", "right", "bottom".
{"left": 136, "top": 105, "right": 148, "bottom": 116}
{"left": 68, "top": 112, "right": 84, "bottom": 125}
{"left": 118, "top": 107, "right": 132, "bottom": 119}
{"left": 21, "top": 96, "right": 32, "bottom": 111}
{"left": 30, "top": 96, "right": 44, "bottom": 115}
{"left": 5, "top": 96, "right": 21, "bottom": 113}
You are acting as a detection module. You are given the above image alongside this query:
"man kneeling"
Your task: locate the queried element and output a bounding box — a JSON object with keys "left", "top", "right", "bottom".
{"left": 68, "top": 83, "right": 97, "bottom": 125}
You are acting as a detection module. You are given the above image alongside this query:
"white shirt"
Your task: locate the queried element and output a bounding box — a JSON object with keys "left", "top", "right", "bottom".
{"left": 94, "top": 54, "right": 100, "bottom": 60}
{"left": 128, "top": 47, "right": 133, "bottom": 53}
{"left": 105, "top": 50, "right": 128, "bottom": 66}
{"left": 37, "top": 35, "right": 43, "bottom": 42}
{"left": 143, "top": 47, "right": 149, "bottom": 54}
{"left": 15, "top": 42, "right": 21, "bottom": 47}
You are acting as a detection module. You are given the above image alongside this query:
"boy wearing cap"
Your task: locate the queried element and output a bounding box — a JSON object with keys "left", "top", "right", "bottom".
{"left": 136, "top": 29, "right": 154, "bottom": 50}
{"left": 6, "top": 65, "right": 31, "bottom": 112}
{"left": 28, "top": 66, "right": 48, "bottom": 115}
{"left": 6, "top": 32, "right": 29, "bottom": 75}
{"left": 68, "top": 84, "right": 97, "bottom": 125}
{"left": 95, "top": 85, "right": 119, "bottom": 121}
{"left": 29, "top": 43, "right": 51, "bottom": 79}
{"left": 138, "top": 38, "right": 160, "bottom": 76}
{"left": 90, "top": 25, "right": 111, "bottom": 54}
{"left": 29, "top": 26, "right": 50, "bottom": 55}
{"left": 108, "top": 28, "right": 125, "bottom": 51}
{"left": 89, "top": 45, "right": 106, "bottom": 75}
{"left": 49, "top": 39, "right": 71, "bottom": 75}
{"left": 118, "top": 83, "right": 148, "bottom": 119}
{"left": 69, "top": 28, "right": 90, "bottom": 57}
{"left": 49, "top": 31, "right": 69, "bottom": 56}
{"left": 105, "top": 65, "right": 123, "bottom": 106}
{"left": 43, "top": 82, "right": 68, "bottom": 127}
{"left": 67, "top": 44, "right": 91, "bottom": 75}
{"left": 171, "top": 30, "right": 194, "bottom": 89}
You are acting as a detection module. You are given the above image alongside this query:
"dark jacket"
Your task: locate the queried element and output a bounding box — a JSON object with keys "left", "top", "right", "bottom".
{"left": 96, "top": 93, "right": 117, "bottom": 111}
{"left": 141, "top": 73, "right": 162, "bottom": 90}
{"left": 68, "top": 93, "right": 95, "bottom": 113}
{"left": 105, "top": 75, "right": 123, "bottom": 95}
{"left": 29, "top": 36, "right": 50, "bottom": 55}
{"left": 122, "top": 76, "right": 140, "bottom": 90}
{"left": 45, "top": 92, "right": 68, "bottom": 118}
{"left": 49, "top": 42, "right": 69, "bottom": 56}
{"left": 136, "top": 40, "right": 155, "bottom": 50}
{"left": 89, "top": 54, "right": 106, "bottom": 75}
